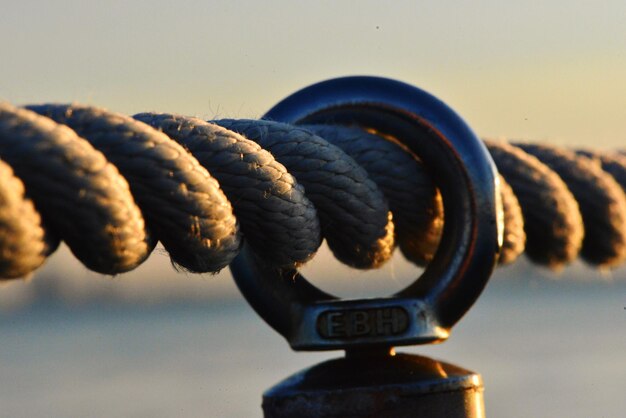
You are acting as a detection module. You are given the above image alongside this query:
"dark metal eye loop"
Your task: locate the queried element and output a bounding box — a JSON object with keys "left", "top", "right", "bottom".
{"left": 230, "top": 76, "right": 502, "bottom": 351}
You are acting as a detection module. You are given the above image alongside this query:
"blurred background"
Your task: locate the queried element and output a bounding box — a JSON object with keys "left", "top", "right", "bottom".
{"left": 1, "top": 1, "right": 625, "bottom": 417}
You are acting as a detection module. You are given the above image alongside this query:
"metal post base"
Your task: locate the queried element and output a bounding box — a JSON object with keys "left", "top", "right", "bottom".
{"left": 263, "top": 352, "right": 485, "bottom": 418}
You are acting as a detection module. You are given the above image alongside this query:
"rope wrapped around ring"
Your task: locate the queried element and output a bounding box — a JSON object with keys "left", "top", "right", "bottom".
{"left": 0, "top": 102, "right": 625, "bottom": 281}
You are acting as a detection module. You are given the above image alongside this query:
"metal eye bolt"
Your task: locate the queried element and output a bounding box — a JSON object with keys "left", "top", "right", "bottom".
{"left": 230, "top": 76, "right": 502, "bottom": 352}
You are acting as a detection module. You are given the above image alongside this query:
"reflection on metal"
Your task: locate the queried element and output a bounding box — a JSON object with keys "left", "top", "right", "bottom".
{"left": 230, "top": 76, "right": 501, "bottom": 417}
{"left": 262, "top": 353, "right": 485, "bottom": 418}
{"left": 317, "top": 306, "right": 409, "bottom": 339}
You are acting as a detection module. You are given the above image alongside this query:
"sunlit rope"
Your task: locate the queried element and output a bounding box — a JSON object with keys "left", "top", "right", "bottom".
{"left": 0, "top": 102, "right": 625, "bottom": 280}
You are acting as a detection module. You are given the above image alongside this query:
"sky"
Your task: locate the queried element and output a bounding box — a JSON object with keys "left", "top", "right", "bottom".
{"left": 0, "top": 0, "right": 625, "bottom": 308}
{"left": 1, "top": 0, "right": 625, "bottom": 148}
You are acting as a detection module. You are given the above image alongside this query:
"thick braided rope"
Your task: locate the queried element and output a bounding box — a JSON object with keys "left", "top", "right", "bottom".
{"left": 26, "top": 104, "right": 241, "bottom": 273}
{"left": 0, "top": 159, "right": 56, "bottom": 278}
{"left": 214, "top": 120, "right": 395, "bottom": 269}
{"left": 516, "top": 143, "right": 626, "bottom": 267}
{"left": 577, "top": 150, "right": 626, "bottom": 192}
{"left": 0, "top": 101, "right": 625, "bottom": 280}
{"left": 303, "top": 125, "right": 531, "bottom": 267}
{"left": 0, "top": 103, "right": 153, "bottom": 275}
{"left": 485, "top": 140, "right": 585, "bottom": 268}
{"left": 301, "top": 124, "right": 443, "bottom": 266}
{"left": 134, "top": 113, "right": 322, "bottom": 268}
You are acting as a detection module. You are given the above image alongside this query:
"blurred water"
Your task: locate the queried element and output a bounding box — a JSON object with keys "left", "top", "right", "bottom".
{"left": 1, "top": 277, "right": 625, "bottom": 418}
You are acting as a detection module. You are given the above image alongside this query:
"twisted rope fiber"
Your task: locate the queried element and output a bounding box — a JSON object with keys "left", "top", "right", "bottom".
{"left": 214, "top": 119, "right": 394, "bottom": 269}
{"left": 133, "top": 113, "right": 322, "bottom": 268}
{"left": 302, "top": 124, "right": 444, "bottom": 266}
{"left": 576, "top": 150, "right": 626, "bottom": 194}
{"left": 303, "top": 125, "right": 525, "bottom": 266}
{"left": 0, "top": 102, "right": 625, "bottom": 281}
{"left": 518, "top": 143, "right": 626, "bottom": 267}
{"left": 0, "top": 103, "right": 153, "bottom": 275}
{"left": 485, "top": 140, "right": 585, "bottom": 267}
{"left": 0, "top": 159, "right": 54, "bottom": 278}
{"left": 26, "top": 104, "right": 242, "bottom": 273}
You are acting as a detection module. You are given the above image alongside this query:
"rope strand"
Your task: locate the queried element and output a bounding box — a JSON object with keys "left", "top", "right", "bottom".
{"left": 27, "top": 104, "right": 242, "bottom": 273}
{"left": 0, "top": 102, "right": 624, "bottom": 280}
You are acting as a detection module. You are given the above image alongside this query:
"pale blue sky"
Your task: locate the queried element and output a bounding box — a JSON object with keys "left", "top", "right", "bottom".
{"left": 1, "top": 0, "right": 625, "bottom": 148}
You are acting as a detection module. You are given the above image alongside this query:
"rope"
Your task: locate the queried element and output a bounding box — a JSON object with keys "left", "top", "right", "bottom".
{"left": 0, "top": 103, "right": 153, "bottom": 275}
{"left": 26, "top": 104, "right": 242, "bottom": 273}
{"left": 517, "top": 143, "right": 626, "bottom": 267}
{"left": 133, "top": 113, "right": 322, "bottom": 268}
{"left": 0, "top": 159, "right": 54, "bottom": 278}
{"left": 0, "top": 102, "right": 624, "bottom": 280}
{"left": 484, "top": 140, "right": 585, "bottom": 267}
{"left": 301, "top": 124, "right": 443, "bottom": 267}
{"left": 213, "top": 120, "right": 394, "bottom": 269}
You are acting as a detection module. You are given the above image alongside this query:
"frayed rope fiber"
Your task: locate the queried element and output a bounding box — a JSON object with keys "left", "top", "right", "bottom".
{"left": 0, "top": 102, "right": 625, "bottom": 280}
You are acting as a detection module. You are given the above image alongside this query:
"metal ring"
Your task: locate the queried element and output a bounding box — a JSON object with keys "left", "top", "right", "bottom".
{"left": 230, "top": 76, "right": 502, "bottom": 351}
